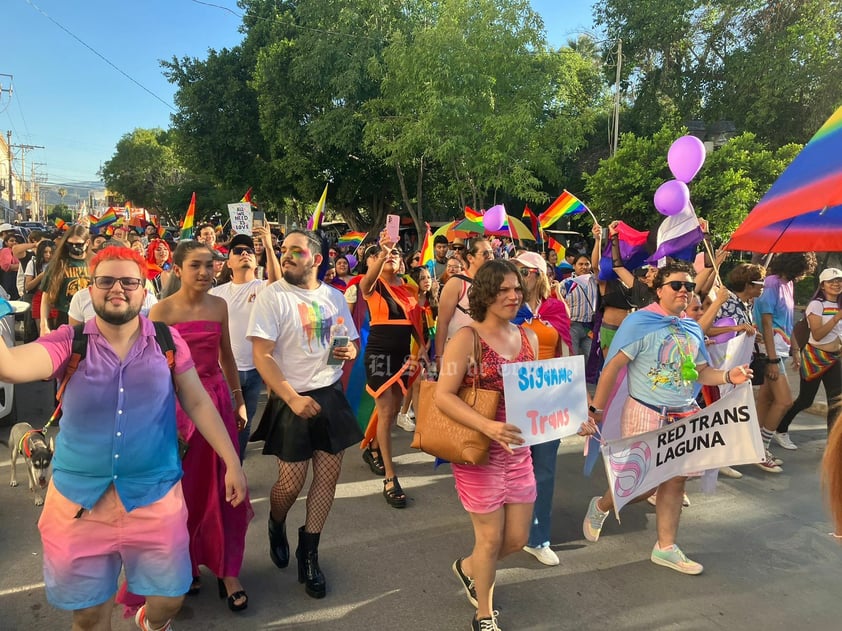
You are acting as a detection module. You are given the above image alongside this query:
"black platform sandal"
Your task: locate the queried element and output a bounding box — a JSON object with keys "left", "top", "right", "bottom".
{"left": 187, "top": 575, "right": 201, "bottom": 596}
{"left": 217, "top": 578, "right": 248, "bottom": 612}
{"left": 383, "top": 476, "right": 407, "bottom": 508}
{"left": 363, "top": 445, "right": 385, "bottom": 476}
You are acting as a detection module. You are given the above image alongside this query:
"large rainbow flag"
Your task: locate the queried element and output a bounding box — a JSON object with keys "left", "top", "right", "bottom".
{"left": 538, "top": 190, "right": 588, "bottom": 228}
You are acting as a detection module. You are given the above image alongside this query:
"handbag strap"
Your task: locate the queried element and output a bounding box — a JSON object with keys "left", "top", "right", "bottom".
{"left": 468, "top": 327, "right": 482, "bottom": 395}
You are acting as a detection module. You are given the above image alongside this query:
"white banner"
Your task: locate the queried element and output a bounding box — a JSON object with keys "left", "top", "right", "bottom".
{"left": 502, "top": 355, "right": 588, "bottom": 447}
{"left": 601, "top": 384, "right": 763, "bottom": 515}
{"left": 227, "top": 202, "right": 253, "bottom": 235}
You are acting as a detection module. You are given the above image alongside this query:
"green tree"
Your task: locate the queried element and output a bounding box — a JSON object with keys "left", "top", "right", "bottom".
{"left": 101, "top": 128, "right": 185, "bottom": 212}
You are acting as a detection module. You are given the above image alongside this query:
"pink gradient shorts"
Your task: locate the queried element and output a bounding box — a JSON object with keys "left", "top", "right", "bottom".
{"left": 38, "top": 482, "right": 192, "bottom": 610}
{"left": 452, "top": 443, "right": 536, "bottom": 514}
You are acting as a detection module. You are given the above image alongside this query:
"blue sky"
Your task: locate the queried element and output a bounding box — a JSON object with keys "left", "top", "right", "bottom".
{"left": 4, "top": 0, "right": 596, "bottom": 188}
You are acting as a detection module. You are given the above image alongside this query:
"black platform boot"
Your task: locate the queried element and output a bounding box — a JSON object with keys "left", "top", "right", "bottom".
{"left": 296, "top": 526, "right": 326, "bottom": 598}
{"left": 268, "top": 516, "right": 289, "bottom": 568}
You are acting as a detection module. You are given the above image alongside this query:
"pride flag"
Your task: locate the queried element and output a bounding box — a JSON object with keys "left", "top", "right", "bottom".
{"left": 90, "top": 208, "right": 119, "bottom": 231}
{"left": 54, "top": 218, "right": 67, "bottom": 231}
{"left": 547, "top": 236, "right": 565, "bottom": 260}
{"left": 464, "top": 206, "right": 484, "bottom": 228}
{"left": 307, "top": 184, "right": 329, "bottom": 231}
{"left": 240, "top": 187, "right": 253, "bottom": 205}
{"left": 419, "top": 223, "right": 435, "bottom": 267}
{"left": 539, "top": 190, "right": 588, "bottom": 228}
{"left": 522, "top": 205, "right": 541, "bottom": 241}
{"left": 337, "top": 231, "right": 366, "bottom": 249}
{"left": 180, "top": 192, "right": 196, "bottom": 240}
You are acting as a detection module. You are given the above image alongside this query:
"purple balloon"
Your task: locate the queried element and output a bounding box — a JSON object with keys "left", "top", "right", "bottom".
{"left": 654, "top": 180, "right": 690, "bottom": 216}
{"left": 483, "top": 204, "right": 506, "bottom": 232}
{"left": 668, "top": 135, "right": 706, "bottom": 183}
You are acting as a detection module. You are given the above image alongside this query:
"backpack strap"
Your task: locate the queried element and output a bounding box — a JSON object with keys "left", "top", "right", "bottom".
{"left": 152, "top": 320, "right": 176, "bottom": 373}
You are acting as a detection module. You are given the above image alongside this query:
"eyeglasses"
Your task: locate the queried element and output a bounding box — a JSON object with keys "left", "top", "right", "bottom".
{"left": 519, "top": 268, "right": 539, "bottom": 277}
{"left": 92, "top": 276, "right": 143, "bottom": 291}
{"left": 231, "top": 246, "right": 255, "bottom": 256}
{"left": 474, "top": 250, "right": 494, "bottom": 259}
{"left": 662, "top": 281, "right": 696, "bottom": 292}
{"left": 826, "top": 278, "right": 842, "bottom": 284}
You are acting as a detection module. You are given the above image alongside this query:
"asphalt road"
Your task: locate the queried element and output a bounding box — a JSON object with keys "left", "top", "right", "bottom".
{"left": 1, "top": 378, "right": 840, "bottom": 630}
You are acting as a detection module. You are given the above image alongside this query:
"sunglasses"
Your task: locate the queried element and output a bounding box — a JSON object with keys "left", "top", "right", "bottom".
{"left": 232, "top": 246, "right": 255, "bottom": 256}
{"left": 93, "top": 276, "right": 143, "bottom": 291}
{"left": 451, "top": 245, "right": 465, "bottom": 251}
{"left": 662, "top": 281, "right": 696, "bottom": 292}
{"left": 519, "top": 268, "right": 539, "bottom": 277}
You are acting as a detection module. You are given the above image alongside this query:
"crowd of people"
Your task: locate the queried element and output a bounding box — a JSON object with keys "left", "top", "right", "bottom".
{"left": 0, "top": 216, "right": 839, "bottom": 631}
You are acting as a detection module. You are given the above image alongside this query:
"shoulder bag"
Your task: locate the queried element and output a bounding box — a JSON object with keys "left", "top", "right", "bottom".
{"left": 410, "top": 328, "right": 498, "bottom": 465}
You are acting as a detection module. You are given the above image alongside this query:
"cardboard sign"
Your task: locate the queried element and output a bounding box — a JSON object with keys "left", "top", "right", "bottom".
{"left": 601, "top": 384, "right": 763, "bottom": 515}
{"left": 228, "top": 202, "right": 253, "bottom": 235}
{"left": 502, "top": 355, "right": 588, "bottom": 447}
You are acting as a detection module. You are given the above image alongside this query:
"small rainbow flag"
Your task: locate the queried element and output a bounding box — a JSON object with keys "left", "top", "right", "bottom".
{"left": 539, "top": 190, "right": 588, "bottom": 228}
{"left": 91, "top": 208, "right": 119, "bottom": 230}
{"left": 419, "top": 222, "right": 434, "bottom": 268}
{"left": 522, "top": 205, "right": 542, "bottom": 241}
{"left": 337, "top": 231, "right": 366, "bottom": 249}
{"left": 240, "top": 187, "right": 254, "bottom": 205}
{"left": 307, "top": 184, "right": 329, "bottom": 231}
{"left": 464, "top": 206, "right": 484, "bottom": 227}
{"left": 547, "top": 236, "right": 566, "bottom": 260}
{"left": 181, "top": 192, "right": 196, "bottom": 240}
{"left": 54, "top": 218, "right": 67, "bottom": 231}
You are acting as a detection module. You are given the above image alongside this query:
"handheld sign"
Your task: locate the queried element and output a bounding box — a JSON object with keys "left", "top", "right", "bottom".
{"left": 228, "top": 202, "right": 253, "bottom": 235}
{"left": 502, "top": 355, "right": 588, "bottom": 447}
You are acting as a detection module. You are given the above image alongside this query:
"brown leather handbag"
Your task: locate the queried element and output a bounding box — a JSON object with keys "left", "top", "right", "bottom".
{"left": 411, "top": 329, "right": 499, "bottom": 465}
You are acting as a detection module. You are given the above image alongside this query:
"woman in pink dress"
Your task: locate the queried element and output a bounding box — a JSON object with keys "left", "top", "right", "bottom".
{"left": 149, "top": 240, "right": 253, "bottom": 612}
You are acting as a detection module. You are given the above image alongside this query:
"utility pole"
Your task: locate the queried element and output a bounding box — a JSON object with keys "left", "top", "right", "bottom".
{"left": 6, "top": 131, "right": 12, "bottom": 211}
{"left": 32, "top": 162, "right": 47, "bottom": 221}
{"left": 13, "top": 141, "right": 45, "bottom": 220}
{"left": 611, "top": 38, "right": 623, "bottom": 156}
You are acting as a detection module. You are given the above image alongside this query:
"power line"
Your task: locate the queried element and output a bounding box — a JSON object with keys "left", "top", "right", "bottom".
{"left": 24, "top": 0, "right": 177, "bottom": 112}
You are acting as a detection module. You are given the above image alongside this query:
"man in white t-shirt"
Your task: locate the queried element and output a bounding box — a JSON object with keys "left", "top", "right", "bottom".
{"left": 247, "top": 229, "right": 362, "bottom": 600}
{"left": 210, "top": 226, "right": 279, "bottom": 459}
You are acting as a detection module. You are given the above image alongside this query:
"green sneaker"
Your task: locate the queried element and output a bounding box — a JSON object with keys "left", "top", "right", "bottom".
{"left": 583, "top": 496, "right": 609, "bottom": 542}
{"left": 650, "top": 543, "right": 703, "bottom": 575}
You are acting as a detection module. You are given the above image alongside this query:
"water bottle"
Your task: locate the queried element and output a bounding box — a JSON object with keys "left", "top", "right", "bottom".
{"left": 326, "top": 317, "right": 349, "bottom": 365}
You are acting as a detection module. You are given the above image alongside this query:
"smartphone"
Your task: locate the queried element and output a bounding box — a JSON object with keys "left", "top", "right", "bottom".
{"left": 385, "top": 214, "right": 400, "bottom": 244}
{"left": 326, "top": 336, "right": 349, "bottom": 365}
{"left": 253, "top": 210, "right": 265, "bottom": 228}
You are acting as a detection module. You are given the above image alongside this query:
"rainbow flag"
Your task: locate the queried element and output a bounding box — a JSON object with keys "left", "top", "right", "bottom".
{"left": 240, "top": 187, "right": 254, "bottom": 205}
{"left": 307, "top": 184, "right": 329, "bottom": 231}
{"left": 522, "top": 205, "right": 541, "bottom": 241}
{"left": 548, "top": 236, "right": 566, "bottom": 260}
{"left": 151, "top": 214, "right": 166, "bottom": 238}
{"left": 337, "top": 231, "right": 366, "bottom": 249}
{"left": 180, "top": 192, "right": 196, "bottom": 240}
{"left": 464, "top": 206, "right": 484, "bottom": 227}
{"left": 54, "top": 218, "right": 67, "bottom": 231}
{"left": 539, "top": 190, "right": 588, "bottom": 228}
{"left": 91, "top": 208, "right": 119, "bottom": 230}
{"left": 419, "top": 222, "right": 435, "bottom": 267}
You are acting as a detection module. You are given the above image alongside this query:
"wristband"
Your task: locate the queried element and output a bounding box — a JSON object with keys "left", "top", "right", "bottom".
{"left": 767, "top": 358, "right": 782, "bottom": 365}
{"left": 589, "top": 405, "right": 603, "bottom": 414}
{"left": 724, "top": 370, "right": 733, "bottom": 385}
{"left": 232, "top": 388, "right": 243, "bottom": 394}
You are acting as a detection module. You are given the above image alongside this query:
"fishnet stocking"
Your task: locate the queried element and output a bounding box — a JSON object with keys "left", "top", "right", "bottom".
{"left": 269, "top": 451, "right": 345, "bottom": 533}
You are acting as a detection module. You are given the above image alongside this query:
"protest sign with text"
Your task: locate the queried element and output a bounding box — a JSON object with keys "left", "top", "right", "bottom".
{"left": 228, "top": 202, "right": 253, "bottom": 235}
{"left": 503, "top": 355, "right": 588, "bottom": 447}
{"left": 601, "top": 384, "right": 763, "bottom": 516}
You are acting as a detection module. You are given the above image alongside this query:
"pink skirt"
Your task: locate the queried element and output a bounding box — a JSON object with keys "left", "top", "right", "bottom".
{"left": 452, "top": 443, "right": 536, "bottom": 514}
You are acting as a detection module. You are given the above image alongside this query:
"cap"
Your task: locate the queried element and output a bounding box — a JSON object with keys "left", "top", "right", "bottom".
{"left": 513, "top": 251, "right": 547, "bottom": 275}
{"left": 0, "top": 223, "right": 14, "bottom": 232}
{"left": 819, "top": 268, "right": 842, "bottom": 283}
{"left": 228, "top": 233, "right": 254, "bottom": 250}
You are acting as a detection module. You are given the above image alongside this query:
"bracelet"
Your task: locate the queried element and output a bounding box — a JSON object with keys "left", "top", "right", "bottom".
{"left": 724, "top": 370, "right": 733, "bottom": 385}
{"left": 589, "top": 405, "right": 604, "bottom": 414}
{"left": 767, "top": 358, "right": 782, "bottom": 365}
{"left": 232, "top": 388, "right": 242, "bottom": 394}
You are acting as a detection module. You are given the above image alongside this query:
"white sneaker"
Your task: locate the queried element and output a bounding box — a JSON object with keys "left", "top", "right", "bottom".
{"left": 773, "top": 432, "right": 798, "bottom": 450}
{"left": 396, "top": 413, "right": 416, "bottom": 432}
{"left": 523, "top": 545, "right": 560, "bottom": 566}
{"left": 719, "top": 466, "right": 743, "bottom": 479}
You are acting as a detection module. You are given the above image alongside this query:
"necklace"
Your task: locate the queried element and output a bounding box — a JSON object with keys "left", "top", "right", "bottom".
{"left": 669, "top": 325, "right": 698, "bottom": 382}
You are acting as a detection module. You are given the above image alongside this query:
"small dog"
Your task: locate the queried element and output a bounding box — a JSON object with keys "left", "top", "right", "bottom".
{"left": 9, "top": 422, "right": 54, "bottom": 506}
